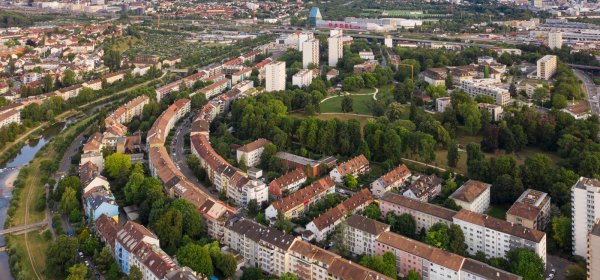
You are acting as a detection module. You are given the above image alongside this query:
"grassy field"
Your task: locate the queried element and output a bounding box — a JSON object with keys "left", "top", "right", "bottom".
{"left": 320, "top": 88, "right": 378, "bottom": 114}
{"left": 8, "top": 114, "right": 97, "bottom": 280}
{"left": 8, "top": 232, "right": 50, "bottom": 280}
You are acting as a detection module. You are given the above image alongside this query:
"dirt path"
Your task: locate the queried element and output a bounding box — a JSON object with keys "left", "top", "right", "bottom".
{"left": 320, "top": 87, "right": 379, "bottom": 103}
{"left": 24, "top": 175, "right": 42, "bottom": 280}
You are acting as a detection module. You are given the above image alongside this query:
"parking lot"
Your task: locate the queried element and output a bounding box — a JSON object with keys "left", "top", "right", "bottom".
{"left": 546, "top": 254, "right": 573, "bottom": 280}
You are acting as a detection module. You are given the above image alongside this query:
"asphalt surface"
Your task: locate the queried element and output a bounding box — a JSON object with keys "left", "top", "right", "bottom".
{"left": 171, "top": 116, "right": 219, "bottom": 198}
{"left": 546, "top": 254, "right": 573, "bottom": 280}
{"left": 55, "top": 131, "right": 86, "bottom": 183}
{"left": 574, "top": 69, "right": 600, "bottom": 116}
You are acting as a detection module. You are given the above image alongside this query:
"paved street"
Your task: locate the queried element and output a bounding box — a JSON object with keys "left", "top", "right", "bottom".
{"left": 55, "top": 131, "right": 86, "bottom": 183}
{"left": 171, "top": 116, "right": 218, "bottom": 198}
{"left": 546, "top": 254, "right": 573, "bottom": 280}
{"left": 574, "top": 69, "right": 600, "bottom": 116}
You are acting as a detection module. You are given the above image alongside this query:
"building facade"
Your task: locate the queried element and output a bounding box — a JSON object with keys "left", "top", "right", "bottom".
{"left": 572, "top": 177, "right": 600, "bottom": 257}
{"left": 266, "top": 61, "right": 286, "bottom": 92}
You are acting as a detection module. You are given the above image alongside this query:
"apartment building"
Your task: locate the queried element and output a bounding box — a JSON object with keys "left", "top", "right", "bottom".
{"left": 0, "top": 109, "right": 20, "bottom": 128}
{"left": 268, "top": 168, "right": 308, "bottom": 198}
{"left": 345, "top": 215, "right": 390, "bottom": 256}
{"left": 420, "top": 68, "right": 448, "bottom": 86}
{"left": 548, "top": 31, "right": 563, "bottom": 49}
{"left": 403, "top": 174, "right": 442, "bottom": 202}
{"left": 453, "top": 209, "right": 547, "bottom": 264}
{"left": 536, "top": 55, "right": 557, "bottom": 80}
{"left": 306, "top": 189, "right": 373, "bottom": 242}
{"left": 83, "top": 181, "right": 118, "bottom": 222}
{"left": 572, "top": 177, "right": 600, "bottom": 257}
{"left": 146, "top": 99, "right": 191, "bottom": 148}
{"left": 225, "top": 218, "right": 297, "bottom": 277}
{"left": 359, "top": 51, "right": 375, "bottom": 60}
{"left": 478, "top": 103, "right": 504, "bottom": 122}
{"left": 506, "top": 189, "right": 551, "bottom": 231}
{"left": 588, "top": 220, "right": 600, "bottom": 280}
{"left": 115, "top": 221, "right": 160, "bottom": 274}
{"left": 292, "top": 69, "right": 315, "bottom": 88}
{"left": 287, "top": 239, "right": 393, "bottom": 280}
{"left": 298, "top": 32, "right": 314, "bottom": 51}
{"left": 265, "top": 177, "right": 336, "bottom": 220}
{"left": 236, "top": 138, "right": 272, "bottom": 167}
{"left": 329, "top": 154, "right": 370, "bottom": 183}
{"left": 107, "top": 95, "right": 150, "bottom": 125}
{"left": 328, "top": 34, "right": 343, "bottom": 66}
{"left": 266, "top": 61, "right": 286, "bottom": 92}
{"left": 380, "top": 193, "right": 456, "bottom": 231}
{"left": 370, "top": 164, "right": 411, "bottom": 198}
{"left": 302, "top": 39, "right": 319, "bottom": 68}
{"left": 458, "top": 79, "right": 511, "bottom": 106}
{"left": 375, "top": 230, "right": 522, "bottom": 280}
{"left": 450, "top": 180, "right": 491, "bottom": 214}
{"left": 436, "top": 96, "right": 452, "bottom": 113}
{"left": 198, "top": 78, "right": 230, "bottom": 100}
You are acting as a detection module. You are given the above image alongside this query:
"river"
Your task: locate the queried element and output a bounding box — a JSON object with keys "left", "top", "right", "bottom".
{"left": 0, "top": 119, "right": 72, "bottom": 279}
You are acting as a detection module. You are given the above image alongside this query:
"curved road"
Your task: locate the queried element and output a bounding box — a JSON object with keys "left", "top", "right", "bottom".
{"left": 573, "top": 69, "right": 600, "bottom": 116}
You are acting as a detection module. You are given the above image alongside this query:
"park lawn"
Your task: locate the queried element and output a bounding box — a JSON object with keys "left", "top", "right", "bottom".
{"left": 434, "top": 149, "right": 468, "bottom": 175}
{"left": 320, "top": 94, "right": 376, "bottom": 114}
{"left": 10, "top": 158, "right": 47, "bottom": 227}
{"left": 9, "top": 231, "right": 49, "bottom": 280}
{"left": 487, "top": 205, "right": 509, "bottom": 220}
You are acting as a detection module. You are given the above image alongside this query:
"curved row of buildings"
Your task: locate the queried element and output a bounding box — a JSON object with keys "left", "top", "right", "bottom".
{"left": 146, "top": 97, "right": 237, "bottom": 241}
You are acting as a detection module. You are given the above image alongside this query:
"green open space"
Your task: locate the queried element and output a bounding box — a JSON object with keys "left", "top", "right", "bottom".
{"left": 290, "top": 112, "right": 374, "bottom": 131}
{"left": 7, "top": 231, "right": 50, "bottom": 280}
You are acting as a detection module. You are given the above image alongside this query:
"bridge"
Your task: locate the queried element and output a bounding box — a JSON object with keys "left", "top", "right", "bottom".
{"left": 569, "top": 64, "right": 600, "bottom": 71}
{"left": 0, "top": 221, "right": 48, "bottom": 235}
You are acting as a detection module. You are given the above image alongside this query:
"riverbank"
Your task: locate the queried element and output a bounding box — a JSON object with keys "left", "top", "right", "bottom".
{"left": 5, "top": 113, "right": 99, "bottom": 280}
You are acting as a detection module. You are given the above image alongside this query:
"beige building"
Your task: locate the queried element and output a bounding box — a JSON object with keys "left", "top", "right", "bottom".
{"left": 328, "top": 34, "right": 343, "bottom": 66}
{"left": 266, "top": 61, "right": 286, "bottom": 92}
{"left": 345, "top": 215, "right": 390, "bottom": 256}
{"left": 478, "top": 103, "right": 504, "bottom": 122}
{"left": 0, "top": 109, "right": 21, "bottom": 128}
{"left": 379, "top": 192, "right": 456, "bottom": 231}
{"left": 236, "top": 138, "right": 271, "bottom": 167}
{"left": 548, "top": 31, "right": 563, "bottom": 49}
{"left": 450, "top": 180, "right": 491, "bottom": 213}
{"left": 506, "top": 189, "right": 551, "bottom": 231}
{"left": 458, "top": 79, "right": 511, "bottom": 106}
{"left": 302, "top": 39, "right": 319, "bottom": 68}
{"left": 292, "top": 69, "right": 315, "bottom": 88}
{"left": 588, "top": 220, "right": 600, "bottom": 280}
{"left": 537, "top": 55, "right": 557, "bottom": 80}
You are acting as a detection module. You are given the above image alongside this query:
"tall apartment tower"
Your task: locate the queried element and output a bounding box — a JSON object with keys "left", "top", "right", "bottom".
{"left": 298, "top": 32, "right": 314, "bottom": 52}
{"left": 265, "top": 61, "right": 286, "bottom": 92}
{"left": 548, "top": 32, "right": 563, "bottom": 49}
{"left": 588, "top": 220, "right": 600, "bottom": 280}
{"left": 302, "top": 39, "right": 319, "bottom": 69}
{"left": 328, "top": 35, "right": 343, "bottom": 67}
{"left": 572, "top": 177, "right": 600, "bottom": 257}
{"left": 537, "top": 55, "right": 557, "bottom": 80}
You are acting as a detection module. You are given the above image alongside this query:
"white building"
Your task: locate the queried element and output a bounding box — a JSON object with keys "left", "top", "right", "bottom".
{"left": 370, "top": 164, "right": 411, "bottom": 198}
{"left": 0, "top": 109, "right": 21, "bottom": 128}
{"left": 328, "top": 35, "right": 343, "bottom": 67}
{"left": 548, "top": 32, "right": 563, "bottom": 49}
{"left": 478, "top": 103, "right": 504, "bottom": 122}
{"left": 225, "top": 219, "right": 297, "bottom": 277}
{"left": 302, "top": 39, "right": 319, "bottom": 68}
{"left": 436, "top": 96, "right": 452, "bottom": 113}
{"left": 265, "top": 61, "right": 286, "bottom": 92}
{"left": 453, "top": 209, "right": 547, "bottom": 265}
{"left": 292, "top": 69, "right": 314, "bottom": 88}
{"left": 345, "top": 215, "right": 390, "bottom": 256}
{"left": 359, "top": 51, "right": 375, "bottom": 60}
{"left": 572, "top": 177, "right": 600, "bottom": 257}
{"left": 537, "top": 55, "right": 557, "bottom": 80}
{"left": 450, "top": 180, "right": 491, "bottom": 213}
{"left": 384, "top": 35, "right": 393, "bottom": 48}
{"left": 240, "top": 179, "right": 269, "bottom": 206}
{"left": 236, "top": 138, "right": 271, "bottom": 167}
{"left": 298, "top": 32, "right": 314, "bottom": 51}
{"left": 458, "top": 79, "right": 511, "bottom": 106}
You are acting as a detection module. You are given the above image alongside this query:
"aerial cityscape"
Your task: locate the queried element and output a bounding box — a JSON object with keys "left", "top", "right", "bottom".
{"left": 2, "top": 0, "right": 600, "bottom": 279}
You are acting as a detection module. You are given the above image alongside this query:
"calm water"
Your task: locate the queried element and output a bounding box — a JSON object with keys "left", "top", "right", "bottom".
{"left": 0, "top": 120, "right": 68, "bottom": 279}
